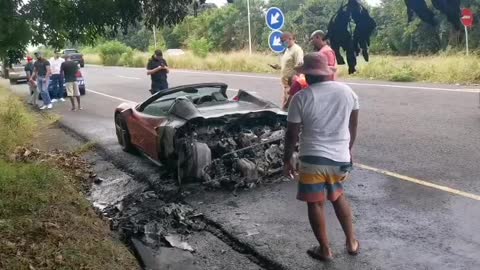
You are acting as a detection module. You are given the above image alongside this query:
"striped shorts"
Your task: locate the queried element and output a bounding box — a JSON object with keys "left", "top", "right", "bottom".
{"left": 297, "top": 156, "right": 352, "bottom": 203}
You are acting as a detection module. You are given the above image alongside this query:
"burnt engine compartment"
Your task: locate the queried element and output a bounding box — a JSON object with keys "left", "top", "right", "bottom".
{"left": 176, "top": 112, "right": 288, "bottom": 189}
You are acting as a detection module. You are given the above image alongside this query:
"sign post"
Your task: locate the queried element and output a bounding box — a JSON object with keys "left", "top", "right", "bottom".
{"left": 461, "top": 8, "right": 474, "bottom": 56}
{"left": 265, "top": 7, "right": 285, "bottom": 54}
{"left": 247, "top": 0, "right": 252, "bottom": 54}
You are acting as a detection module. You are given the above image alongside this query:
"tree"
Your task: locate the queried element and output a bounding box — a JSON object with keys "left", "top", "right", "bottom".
{"left": 116, "top": 23, "right": 153, "bottom": 51}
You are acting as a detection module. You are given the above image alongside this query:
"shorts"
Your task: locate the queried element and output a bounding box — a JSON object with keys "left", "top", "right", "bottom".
{"left": 297, "top": 156, "right": 351, "bottom": 203}
{"left": 66, "top": 82, "right": 80, "bottom": 97}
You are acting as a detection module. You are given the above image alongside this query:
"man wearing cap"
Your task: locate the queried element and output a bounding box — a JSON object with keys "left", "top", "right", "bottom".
{"left": 283, "top": 52, "right": 360, "bottom": 261}
{"left": 146, "top": 49, "right": 169, "bottom": 94}
{"left": 271, "top": 32, "right": 304, "bottom": 110}
{"left": 311, "top": 30, "right": 338, "bottom": 81}
{"left": 32, "top": 52, "right": 52, "bottom": 110}
{"left": 49, "top": 51, "right": 65, "bottom": 103}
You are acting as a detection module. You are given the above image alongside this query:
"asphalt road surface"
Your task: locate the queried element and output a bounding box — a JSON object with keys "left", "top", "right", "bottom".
{"left": 7, "top": 66, "right": 480, "bottom": 269}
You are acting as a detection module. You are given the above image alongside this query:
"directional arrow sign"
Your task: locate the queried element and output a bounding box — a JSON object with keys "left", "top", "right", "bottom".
{"left": 269, "top": 30, "right": 286, "bottom": 53}
{"left": 266, "top": 7, "right": 285, "bottom": 31}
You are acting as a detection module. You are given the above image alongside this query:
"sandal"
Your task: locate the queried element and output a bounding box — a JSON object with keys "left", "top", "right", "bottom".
{"left": 347, "top": 240, "right": 360, "bottom": 256}
{"left": 307, "top": 246, "right": 333, "bottom": 261}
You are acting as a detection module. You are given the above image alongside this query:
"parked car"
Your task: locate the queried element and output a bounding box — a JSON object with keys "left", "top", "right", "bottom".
{"left": 8, "top": 58, "right": 28, "bottom": 84}
{"left": 61, "top": 49, "right": 84, "bottom": 67}
{"left": 114, "top": 83, "right": 288, "bottom": 185}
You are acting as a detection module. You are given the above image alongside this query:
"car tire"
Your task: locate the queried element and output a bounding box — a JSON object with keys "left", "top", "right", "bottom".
{"left": 176, "top": 141, "right": 211, "bottom": 186}
{"left": 9, "top": 79, "right": 16, "bottom": 85}
{"left": 80, "top": 62, "right": 85, "bottom": 68}
{"left": 115, "top": 113, "right": 134, "bottom": 153}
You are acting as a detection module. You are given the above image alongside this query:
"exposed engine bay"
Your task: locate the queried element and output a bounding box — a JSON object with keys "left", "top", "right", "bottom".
{"left": 175, "top": 111, "right": 291, "bottom": 189}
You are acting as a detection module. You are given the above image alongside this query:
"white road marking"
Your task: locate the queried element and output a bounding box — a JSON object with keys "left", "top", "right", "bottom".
{"left": 357, "top": 163, "right": 480, "bottom": 201}
{"left": 347, "top": 82, "right": 480, "bottom": 93}
{"left": 87, "top": 88, "right": 136, "bottom": 103}
{"left": 116, "top": 75, "right": 141, "bottom": 80}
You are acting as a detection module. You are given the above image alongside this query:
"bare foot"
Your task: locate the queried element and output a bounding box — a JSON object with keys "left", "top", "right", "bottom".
{"left": 307, "top": 246, "right": 333, "bottom": 261}
{"left": 347, "top": 239, "right": 360, "bottom": 255}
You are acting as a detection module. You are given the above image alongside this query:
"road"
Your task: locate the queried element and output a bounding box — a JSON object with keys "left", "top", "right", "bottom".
{"left": 8, "top": 66, "right": 480, "bottom": 269}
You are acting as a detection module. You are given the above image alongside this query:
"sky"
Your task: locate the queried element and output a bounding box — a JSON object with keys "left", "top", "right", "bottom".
{"left": 207, "top": 0, "right": 381, "bottom": 8}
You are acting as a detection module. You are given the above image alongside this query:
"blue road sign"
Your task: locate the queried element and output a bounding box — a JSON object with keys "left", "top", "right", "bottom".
{"left": 269, "top": 30, "right": 286, "bottom": 54}
{"left": 266, "top": 7, "right": 285, "bottom": 31}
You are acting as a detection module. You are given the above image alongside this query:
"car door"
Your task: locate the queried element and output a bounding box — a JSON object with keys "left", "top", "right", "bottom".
{"left": 127, "top": 98, "right": 175, "bottom": 160}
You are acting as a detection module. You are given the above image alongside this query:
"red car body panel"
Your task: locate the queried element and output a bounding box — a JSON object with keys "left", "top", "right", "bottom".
{"left": 126, "top": 110, "right": 166, "bottom": 159}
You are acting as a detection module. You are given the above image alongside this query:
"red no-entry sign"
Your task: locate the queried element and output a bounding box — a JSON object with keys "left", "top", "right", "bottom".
{"left": 462, "top": 8, "right": 474, "bottom": 28}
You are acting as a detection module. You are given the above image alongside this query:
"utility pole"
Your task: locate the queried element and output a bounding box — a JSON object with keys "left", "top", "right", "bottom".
{"left": 153, "top": 26, "right": 157, "bottom": 48}
{"left": 247, "top": 0, "right": 252, "bottom": 54}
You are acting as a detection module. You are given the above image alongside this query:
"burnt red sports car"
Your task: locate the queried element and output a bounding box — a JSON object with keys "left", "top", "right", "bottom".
{"left": 114, "top": 83, "right": 288, "bottom": 186}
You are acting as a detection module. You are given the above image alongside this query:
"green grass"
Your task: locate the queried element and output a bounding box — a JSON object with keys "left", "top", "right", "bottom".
{"left": 0, "top": 161, "right": 138, "bottom": 269}
{"left": 73, "top": 141, "right": 97, "bottom": 155}
{"left": 345, "top": 54, "right": 480, "bottom": 84}
{"left": 85, "top": 50, "right": 279, "bottom": 73}
{"left": 0, "top": 90, "right": 36, "bottom": 157}
{"left": 0, "top": 86, "right": 139, "bottom": 269}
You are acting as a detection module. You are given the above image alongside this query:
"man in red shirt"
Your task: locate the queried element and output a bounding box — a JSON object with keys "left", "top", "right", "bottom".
{"left": 285, "top": 74, "right": 309, "bottom": 109}
{"left": 310, "top": 30, "right": 338, "bottom": 81}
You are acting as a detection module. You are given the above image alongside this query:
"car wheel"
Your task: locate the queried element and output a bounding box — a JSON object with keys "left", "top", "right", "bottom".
{"left": 176, "top": 141, "right": 211, "bottom": 186}
{"left": 9, "top": 79, "right": 16, "bottom": 85}
{"left": 115, "top": 113, "right": 134, "bottom": 153}
{"left": 80, "top": 62, "right": 85, "bottom": 68}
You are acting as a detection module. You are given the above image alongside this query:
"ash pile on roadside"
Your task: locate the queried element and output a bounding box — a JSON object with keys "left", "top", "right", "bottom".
{"left": 102, "top": 191, "right": 205, "bottom": 248}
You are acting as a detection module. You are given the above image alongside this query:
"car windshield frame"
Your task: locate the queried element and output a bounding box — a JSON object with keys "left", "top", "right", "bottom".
{"left": 137, "top": 83, "right": 228, "bottom": 114}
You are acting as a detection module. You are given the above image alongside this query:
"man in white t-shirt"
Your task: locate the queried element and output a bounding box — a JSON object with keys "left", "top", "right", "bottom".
{"left": 49, "top": 51, "right": 65, "bottom": 103}
{"left": 283, "top": 52, "right": 360, "bottom": 261}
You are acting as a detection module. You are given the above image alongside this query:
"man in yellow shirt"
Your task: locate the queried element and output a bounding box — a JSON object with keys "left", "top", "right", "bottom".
{"left": 271, "top": 32, "right": 304, "bottom": 110}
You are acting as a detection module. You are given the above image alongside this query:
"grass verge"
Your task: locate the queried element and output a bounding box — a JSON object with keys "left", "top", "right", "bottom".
{"left": 0, "top": 86, "right": 139, "bottom": 269}
{"left": 85, "top": 50, "right": 480, "bottom": 84}
{"left": 85, "top": 50, "right": 279, "bottom": 74}
{"left": 351, "top": 54, "right": 480, "bottom": 84}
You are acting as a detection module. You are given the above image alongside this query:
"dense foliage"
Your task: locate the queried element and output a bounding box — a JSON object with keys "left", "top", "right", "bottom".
{"left": 150, "top": 0, "right": 480, "bottom": 55}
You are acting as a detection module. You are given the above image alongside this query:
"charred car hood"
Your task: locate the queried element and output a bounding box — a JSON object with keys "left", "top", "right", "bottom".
{"left": 168, "top": 95, "right": 285, "bottom": 122}
{"left": 196, "top": 101, "right": 285, "bottom": 118}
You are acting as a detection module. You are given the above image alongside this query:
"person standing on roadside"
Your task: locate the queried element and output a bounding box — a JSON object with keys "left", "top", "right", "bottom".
{"left": 49, "top": 51, "right": 65, "bottom": 103}
{"left": 61, "top": 56, "right": 82, "bottom": 111}
{"left": 270, "top": 32, "right": 304, "bottom": 110}
{"left": 283, "top": 52, "right": 360, "bottom": 262}
{"left": 33, "top": 52, "right": 52, "bottom": 110}
{"left": 146, "top": 50, "right": 169, "bottom": 94}
{"left": 25, "top": 56, "right": 38, "bottom": 106}
{"left": 310, "top": 30, "right": 338, "bottom": 81}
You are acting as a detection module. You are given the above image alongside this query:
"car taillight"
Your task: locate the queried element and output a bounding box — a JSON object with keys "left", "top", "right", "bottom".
{"left": 233, "top": 95, "right": 239, "bottom": 102}
{"left": 75, "top": 71, "right": 82, "bottom": 78}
